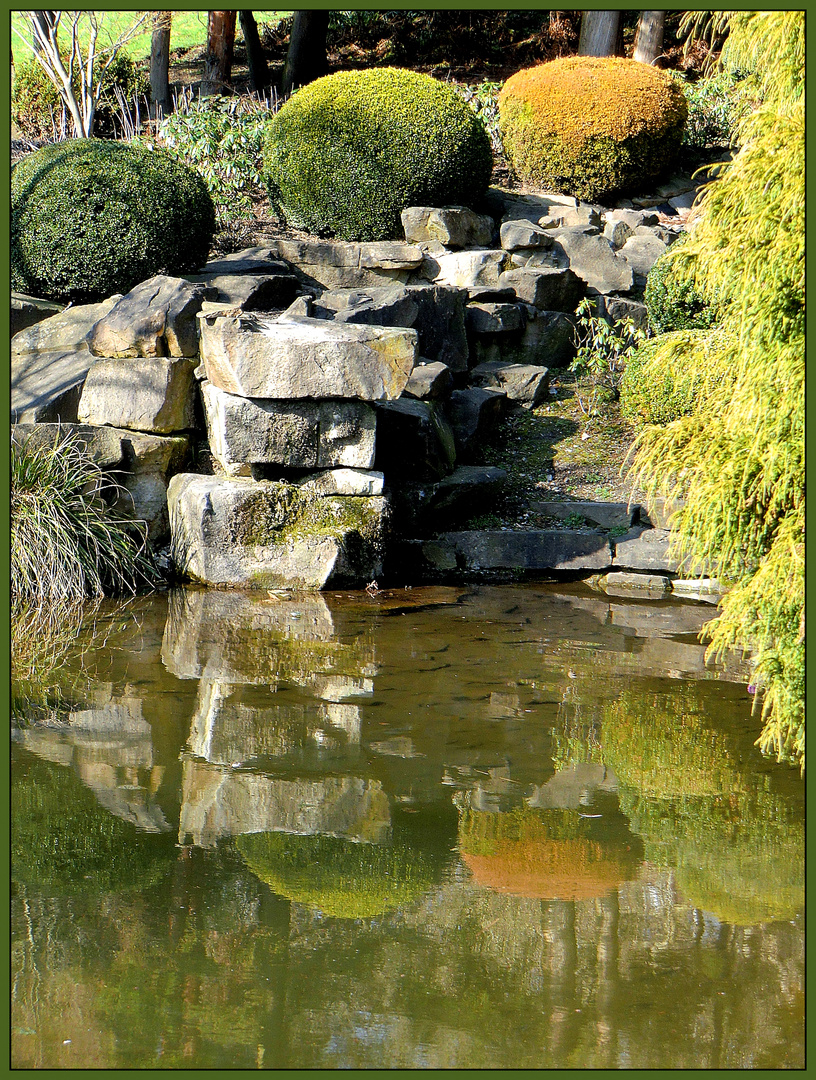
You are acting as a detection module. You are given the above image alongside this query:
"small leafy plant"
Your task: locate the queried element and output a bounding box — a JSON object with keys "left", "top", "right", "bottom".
{"left": 569, "top": 298, "right": 648, "bottom": 421}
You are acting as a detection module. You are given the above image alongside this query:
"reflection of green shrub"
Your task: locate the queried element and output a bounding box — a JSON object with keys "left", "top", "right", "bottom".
{"left": 498, "top": 57, "right": 687, "bottom": 201}
{"left": 236, "top": 831, "right": 438, "bottom": 919}
{"left": 11, "top": 138, "right": 215, "bottom": 302}
{"left": 263, "top": 67, "right": 493, "bottom": 241}
{"left": 12, "top": 750, "right": 176, "bottom": 895}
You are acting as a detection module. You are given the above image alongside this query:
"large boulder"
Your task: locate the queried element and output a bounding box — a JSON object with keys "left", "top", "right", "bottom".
{"left": 422, "top": 249, "right": 507, "bottom": 289}
{"left": 499, "top": 266, "right": 585, "bottom": 311}
{"left": 446, "top": 387, "right": 506, "bottom": 460}
{"left": 88, "top": 275, "right": 213, "bottom": 359}
{"left": 549, "top": 228, "right": 635, "bottom": 295}
{"left": 198, "top": 312, "right": 417, "bottom": 400}
{"left": 168, "top": 473, "right": 388, "bottom": 589}
{"left": 469, "top": 361, "right": 550, "bottom": 406}
{"left": 265, "top": 238, "right": 424, "bottom": 289}
{"left": 201, "top": 382, "right": 377, "bottom": 474}
{"left": 401, "top": 206, "right": 494, "bottom": 248}
{"left": 374, "top": 398, "right": 457, "bottom": 480}
{"left": 77, "top": 356, "right": 197, "bottom": 433}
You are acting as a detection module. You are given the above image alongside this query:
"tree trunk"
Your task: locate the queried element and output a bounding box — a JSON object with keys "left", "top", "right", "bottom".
{"left": 239, "top": 11, "right": 270, "bottom": 93}
{"left": 578, "top": 11, "right": 622, "bottom": 57}
{"left": 282, "top": 10, "right": 329, "bottom": 97}
{"left": 201, "top": 10, "right": 236, "bottom": 96}
{"left": 633, "top": 10, "right": 666, "bottom": 65}
{"left": 150, "top": 11, "right": 172, "bottom": 117}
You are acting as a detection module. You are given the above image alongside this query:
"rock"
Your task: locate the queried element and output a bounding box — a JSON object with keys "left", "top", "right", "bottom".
{"left": 198, "top": 312, "right": 417, "bottom": 401}
{"left": 318, "top": 284, "right": 469, "bottom": 373}
{"left": 441, "top": 529, "right": 612, "bottom": 572}
{"left": 374, "top": 398, "right": 457, "bottom": 480}
{"left": 446, "top": 387, "right": 506, "bottom": 460}
{"left": 201, "top": 382, "right": 377, "bottom": 471}
{"left": 595, "top": 295, "right": 649, "bottom": 332}
{"left": 670, "top": 577, "right": 723, "bottom": 601}
{"left": 11, "top": 422, "right": 125, "bottom": 469}
{"left": 466, "top": 302, "right": 526, "bottom": 334}
{"left": 604, "top": 208, "right": 659, "bottom": 229}
{"left": 401, "top": 206, "right": 494, "bottom": 248}
{"left": 522, "top": 310, "right": 579, "bottom": 366}
{"left": 465, "top": 286, "right": 518, "bottom": 303}
{"left": 298, "top": 468, "right": 385, "bottom": 497}
{"left": 78, "top": 357, "right": 197, "bottom": 433}
{"left": 549, "top": 228, "right": 634, "bottom": 295}
{"left": 508, "top": 246, "right": 571, "bottom": 271}
{"left": 602, "top": 571, "right": 672, "bottom": 596}
{"left": 426, "top": 465, "right": 507, "bottom": 519}
{"left": 168, "top": 473, "right": 388, "bottom": 589}
{"left": 637, "top": 497, "right": 685, "bottom": 529}
{"left": 499, "top": 267, "right": 585, "bottom": 311}
{"left": 402, "top": 361, "right": 454, "bottom": 400}
{"left": 611, "top": 526, "right": 684, "bottom": 573}
{"left": 88, "top": 275, "right": 213, "bottom": 359}
{"left": 11, "top": 295, "right": 119, "bottom": 356}
{"left": 499, "top": 219, "right": 554, "bottom": 252}
{"left": 602, "top": 219, "right": 634, "bottom": 249}
{"left": 550, "top": 204, "right": 602, "bottom": 229}
{"left": 619, "top": 233, "right": 670, "bottom": 278}
{"left": 266, "top": 238, "right": 424, "bottom": 289}
{"left": 199, "top": 247, "right": 293, "bottom": 276}
{"left": 116, "top": 472, "right": 174, "bottom": 541}
{"left": 11, "top": 293, "right": 64, "bottom": 337}
{"left": 423, "top": 249, "right": 507, "bottom": 289}
{"left": 530, "top": 500, "right": 639, "bottom": 530}
{"left": 484, "top": 187, "right": 578, "bottom": 224}
{"left": 668, "top": 190, "right": 700, "bottom": 212}
{"left": 470, "top": 361, "right": 549, "bottom": 406}
{"left": 185, "top": 272, "right": 302, "bottom": 311}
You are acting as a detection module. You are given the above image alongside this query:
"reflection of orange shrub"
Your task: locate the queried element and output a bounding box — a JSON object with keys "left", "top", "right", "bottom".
{"left": 459, "top": 808, "right": 639, "bottom": 901}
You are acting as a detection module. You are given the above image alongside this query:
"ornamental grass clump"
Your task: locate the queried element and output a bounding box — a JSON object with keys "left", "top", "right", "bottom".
{"left": 11, "top": 138, "right": 215, "bottom": 303}
{"left": 11, "top": 429, "right": 160, "bottom": 607}
{"left": 498, "top": 56, "right": 687, "bottom": 202}
{"left": 263, "top": 67, "right": 493, "bottom": 241}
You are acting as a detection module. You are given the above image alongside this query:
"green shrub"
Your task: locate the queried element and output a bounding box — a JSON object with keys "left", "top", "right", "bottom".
{"left": 644, "top": 232, "right": 720, "bottom": 333}
{"left": 498, "top": 57, "right": 688, "bottom": 202}
{"left": 263, "top": 66, "right": 493, "bottom": 241}
{"left": 678, "top": 68, "right": 754, "bottom": 150}
{"left": 570, "top": 296, "right": 647, "bottom": 418}
{"left": 620, "top": 328, "right": 736, "bottom": 428}
{"left": 12, "top": 52, "right": 149, "bottom": 140}
{"left": 11, "top": 138, "right": 215, "bottom": 302}
{"left": 11, "top": 428, "right": 160, "bottom": 605}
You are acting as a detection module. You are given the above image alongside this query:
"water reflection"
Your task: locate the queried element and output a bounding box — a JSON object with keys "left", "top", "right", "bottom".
{"left": 11, "top": 585, "right": 804, "bottom": 1069}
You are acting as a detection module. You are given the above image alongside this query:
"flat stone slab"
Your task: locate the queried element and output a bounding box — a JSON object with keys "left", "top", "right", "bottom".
{"left": 198, "top": 313, "right": 417, "bottom": 400}
{"left": 168, "top": 473, "right": 387, "bottom": 590}
{"left": 531, "top": 500, "right": 640, "bottom": 530}
{"left": 266, "top": 239, "right": 424, "bottom": 289}
{"left": 602, "top": 571, "right": 672, "bottom": 596}
{"left": 612, "top": 526, "right": 684, "bottom": 573}
{"left": 202, "top": 382, "right": 376, "bottom": 471}
{"left": 185, "top": 272, "right": 302, "bottom": 310}
{"left": 298, "top": 468, "right": 385, "bottom": 497}
{"left": 469, "top": 361, "right": 549, "bottom": 406}
{"left": 401, "top": 206, "right": 494, "bottom": 248}
{"left": 78, "top": 356, "right": 197, "bottom": 433}
{"left": 11, "top": 292, "right": 63, "bottom": 337}
{"left": 11, "top": 422, "right": 125, "bottom": 469}
{"left": 441, "top": 529, "right": 612, "bottom": 572}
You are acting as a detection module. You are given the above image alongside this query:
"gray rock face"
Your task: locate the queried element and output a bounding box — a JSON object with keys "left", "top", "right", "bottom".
{"left": 402, "top": 361, "right": 454, "bottom": 400}
{"left": 619, "top": 233, "right": 669, "bottom": 278}
{"left": 549, "top": 204, "right": 602, "bottom": 229}
{"left": 89, "top": 275, "right": 213, "bottom": 359}
{"left": 198, "top": 247, "right": 293, "bottom": 276}
{"left": 485, "top": 187, "right": 578, "bottom": 223}
{"left": 611, "top": 526, "right": 683, "bottom": 572}
{"left": 425, "top": 465, "right": 507, "bottom": 519}
{"left": 78, "top": 356, "right": 197, "bottom": 433}
{"left": 602, "top": 219, "right": 634, "bottom": 249}
{"left": 374, "top": 398, "right": 457, "bottom": 480}
{"left": 298, "top": 468, "right": 385, "bottom": 497}
{"left": 11, "top": 292, "right": 63, "bottom": 337}
{"left": 470, "top": 361, "right": 550, "bottom": 406}
{"left": 185, "top": 272, "right": 302, "bottom": 311}
{"left": 11, "top": 296, "right": 119, "bottom": 356}
{"left": 424, "top": 249, "right": 507, "bottom": 289}
{"left": 595, "top": 295, "right": 649, "bottom": 331}
{"left": 531, "top": 500, "right": 639, "bottom": 530}
{"left": 11, "top": 422, "right": 125, "bottom": 469}
{"left": 466, "top": 302, "right": 526, "bottom": 334}
{"left": 549, "top": 228, "right": 634, "bottom": 295}
{"left": 605, "top": 208, "right": 659, "bottom": 229}
{"left": 446, "top": 387, "right": 506, "bottom": 460}
{"left": 198, "top": 313, "right": 417, "bottom": 400}
{"left": 442, "top": 529, "right": 612, "bottom": 572}
{"left": 401, "top": 206, "right": 494, "bottom": 248}
{"left": 499, "top": 219, "right": 554, "bottom": 252}
{"left": 499, "top": 267, "right": 585, "bottom": 311}
{"left": 168, "top": 473, "right": 388, "bottom": 589}
{"left": 201, "top": 382, "right": 377, "bottom": 472}
{"left": 266, "top": 238, "right": 424, "bottom": 289}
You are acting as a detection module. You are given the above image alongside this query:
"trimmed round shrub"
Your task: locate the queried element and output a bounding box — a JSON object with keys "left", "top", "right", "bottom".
{"left": 498, "top": 57, "right": 688, "bottom": 202}
{"left": 11, "top": 138, "right": 216, "bottom": 302}
{"left": 644, "top": 231, "right": 720, "bottom": 333}
{"left": 263, "top": 66, "right": 493, "bottom": 241}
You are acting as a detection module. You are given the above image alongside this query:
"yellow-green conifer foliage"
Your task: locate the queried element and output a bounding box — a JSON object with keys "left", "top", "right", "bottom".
{"left": 627, "top": 12, "right": 804, "bottom": 767}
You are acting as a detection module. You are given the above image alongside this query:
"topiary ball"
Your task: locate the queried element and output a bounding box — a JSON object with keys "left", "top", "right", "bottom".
{"left": 11, "top": 139, "right": 216, "bottom": 303}
{"left": 644, "top": 232, "right": 720, "bottom": 333}
{"left": 498, "top": 57, "right": 688, "bottom": 202}
{"left": 263, "top": 67, "right": 493, "bottom": 242}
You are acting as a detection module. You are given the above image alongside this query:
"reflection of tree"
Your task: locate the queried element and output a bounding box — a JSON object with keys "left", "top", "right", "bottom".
{"left": 236, "top": 831, "right": 440, "bottom": 919}
{"left": 599, "top": 687, "right": 804, "bottom": 925}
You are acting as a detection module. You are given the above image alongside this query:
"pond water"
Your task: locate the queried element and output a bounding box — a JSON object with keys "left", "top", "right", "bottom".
{"left": 11, "top": 584, "right": 804, "bottom": 1069}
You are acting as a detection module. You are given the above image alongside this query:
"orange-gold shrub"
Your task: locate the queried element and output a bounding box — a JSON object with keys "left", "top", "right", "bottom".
{"left": 498, "top": 57, "right": 688, "bottom": 202}
{"left": 458, "top": 807, "right": 640, "bottom": 901}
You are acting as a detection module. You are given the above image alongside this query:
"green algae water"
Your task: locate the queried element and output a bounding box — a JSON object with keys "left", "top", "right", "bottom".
{"left": 11, "top": 584, "right": 804, "bottom": 1069}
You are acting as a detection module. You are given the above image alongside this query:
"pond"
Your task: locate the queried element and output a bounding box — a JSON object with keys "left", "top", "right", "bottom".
{"left": 11, "top": 584, "right": 804, "bottom": 1069}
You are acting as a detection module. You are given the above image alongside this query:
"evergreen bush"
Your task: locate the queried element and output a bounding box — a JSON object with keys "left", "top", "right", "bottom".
{"left": 11, "top": 138, "right": 215, "bottom": 302}
{"left": 644, "top": 232, "right": 720, "bottom": 333}
{"left": 263, "top": 66, "right": 493, "bottom": 241}
{"left": 498, "top": 57, "right": 687, "bottom": 202}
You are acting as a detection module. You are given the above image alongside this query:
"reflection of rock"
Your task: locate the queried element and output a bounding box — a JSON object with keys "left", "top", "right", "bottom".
{"left": 179, "top": 757, "right": 391, "bottom": 847}
{"left": 11, "top": 698, "right": 170, "bottom": 833}
{"left": 162, "top": 588, "right": 373, "bottom": 685}
{"left": 526, "top": 763, "right": 618, "bottom": 810}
